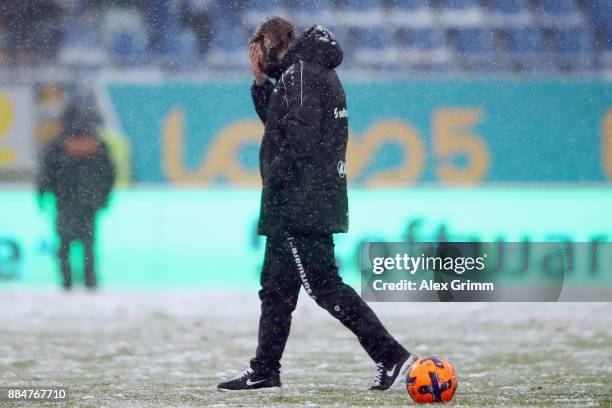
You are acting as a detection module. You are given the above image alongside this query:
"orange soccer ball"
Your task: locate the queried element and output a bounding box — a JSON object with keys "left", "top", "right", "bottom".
{"left": 406, "top": 356, "right": 457, "bottom": 403}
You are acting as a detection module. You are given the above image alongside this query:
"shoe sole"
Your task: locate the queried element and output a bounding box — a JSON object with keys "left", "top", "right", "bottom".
{"left": 217, "top": 386, "right": 281, "bottom": 392}
{"left": 390, "top": 355, "right": 417, "bottom": 389}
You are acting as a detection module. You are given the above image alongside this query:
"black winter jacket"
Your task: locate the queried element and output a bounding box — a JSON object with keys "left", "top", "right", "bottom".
{"left": 252, "top": 26, "right": 349, "bottom": 237}
{"left": 38, "top": 134, "right": 115, "bottom": 214}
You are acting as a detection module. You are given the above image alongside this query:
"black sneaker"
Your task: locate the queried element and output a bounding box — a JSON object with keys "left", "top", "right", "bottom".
{"left": 217, "top": 368, "right": 281, "bottom": 391}
{"left": 369, "top": 352, "right": 418, "bottom": 391}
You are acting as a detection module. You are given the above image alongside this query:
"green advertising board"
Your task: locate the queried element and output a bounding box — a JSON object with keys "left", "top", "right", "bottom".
{"left": 0, "top": 188, "right": 610, "bottom": 289}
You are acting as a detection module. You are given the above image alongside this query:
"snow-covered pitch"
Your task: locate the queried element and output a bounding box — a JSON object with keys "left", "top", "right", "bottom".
{"left": 1, "top": 289, "right": 611, "bottom": 407}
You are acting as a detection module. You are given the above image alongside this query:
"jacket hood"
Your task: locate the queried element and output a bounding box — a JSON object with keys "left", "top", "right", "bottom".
{"left": 61, "top": 99, "right": 102, "bottom": 138}
{"left": 277, "top": 25, "right": 343, "bottom": 76}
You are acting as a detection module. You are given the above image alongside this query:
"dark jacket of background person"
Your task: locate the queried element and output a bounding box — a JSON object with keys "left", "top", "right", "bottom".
{"left": 251, "top": 26, "right": 349, "bottom": 237}
{"left": 37, "top": 103, "right": 116, "bottom": 238}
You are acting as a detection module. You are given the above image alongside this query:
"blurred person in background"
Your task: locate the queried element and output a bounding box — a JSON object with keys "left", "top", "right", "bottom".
{"left": 217, "top": 17, "right": 416, "bottom": 392}
{"left": 37, "top": 98, "right": 115, "bottom": 290}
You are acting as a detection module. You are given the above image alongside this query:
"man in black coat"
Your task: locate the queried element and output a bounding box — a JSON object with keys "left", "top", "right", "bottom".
{"left": 217, "top": 17, "right": 416, "bottom": 392}
{"left": 38, "top": 100, "right": 115, "bottom": 290}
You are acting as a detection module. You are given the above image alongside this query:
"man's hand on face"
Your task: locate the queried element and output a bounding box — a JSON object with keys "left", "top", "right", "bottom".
{"left": 249, "top": 42, "right": 267, "bottom": 86}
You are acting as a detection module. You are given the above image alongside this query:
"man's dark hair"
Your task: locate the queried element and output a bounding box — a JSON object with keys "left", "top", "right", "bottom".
{"left": 249, "top": 16, "right": 296, "bottom": 54}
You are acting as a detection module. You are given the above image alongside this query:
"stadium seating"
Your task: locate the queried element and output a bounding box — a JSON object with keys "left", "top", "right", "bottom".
{"left": 352, "top": 27, "right": 401, "bottom": 71}
{"left": 439, "top": 0, "right": 486, "bottom": 28}
{"left": 2, "top": 0, "right": 610, "bottom": 75}
{"left": 341, "top": 0, "right": 385, "bottom": 28}
{"left": 591, "top": 0, "right": 612, "bottom": 28}
{"left": 538, "top": 0, "right": 583, "bottom": 28}
{"left": 101, "top": 7, "right": 149, "bottom": 66}
{"left": 242, "top": 0, "right": 289, "bottom": 28}
{"left": 388, "top": 0, "right": 435, "bottom": 29}
{"left": 488, "top": 0, "right": 533, "bottom": 28}
{"left": 291, "top": 0, "right": 335, "bottom": 27}
{"left": 601, "top": 29, "right": 612, "bottom": 69}
{"left": 160, "top": 25, "right": 200, "bottom": 70}
{"left": 58, "top": 22, "right": 107, "bottom": 66}
{"left": 397, "top": 28, "right": 451, "bottom": 73}
{"left": 455, "top": 28, "right": 499, "bottom": 72}
{"left": 110, "top": 32, "right": 148, "bottom": 66}
{"left": 504, "top": 27, "right": 550, "bottom": 73}
{"left": 556, "top": 27, "right": 594, "bottom": 72}
{"left": 206, "top": 24, "right": 250, "bottom": 70}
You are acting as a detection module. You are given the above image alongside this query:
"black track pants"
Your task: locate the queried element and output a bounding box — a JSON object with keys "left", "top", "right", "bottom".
{"left": 250, "top": 234, "right": 407, "bottom": 374}
{"left": 56, "top": 209, "right": 96, "bottom": 288}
